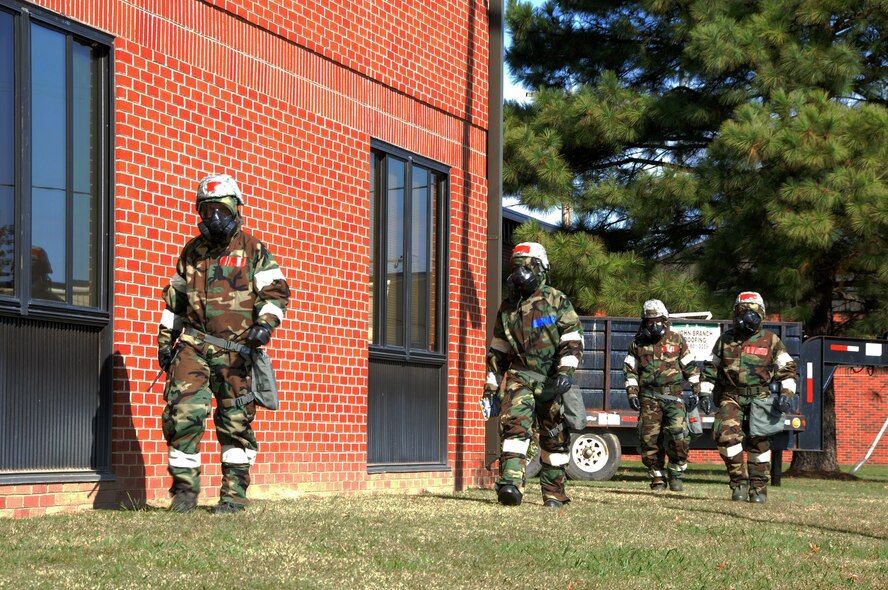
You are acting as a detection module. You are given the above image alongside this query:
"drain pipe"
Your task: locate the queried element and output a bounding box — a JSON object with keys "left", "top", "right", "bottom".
{"left": 487, "top": 0, "right": 503, "bottom": 337}
{"left": 485, "top": 0, "right": 504, "bottom": 467}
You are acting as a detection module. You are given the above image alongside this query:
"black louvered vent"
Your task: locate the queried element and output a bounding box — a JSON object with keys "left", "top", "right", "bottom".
{"left": 1, "top": 316, "right": 105, "bottom": 473}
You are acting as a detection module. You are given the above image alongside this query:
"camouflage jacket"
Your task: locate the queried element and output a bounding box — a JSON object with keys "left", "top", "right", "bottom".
{"left": 485, "top": 285, "right": 583, "bottom": 392}
{"left": 157, "top": 229, "right": 290, "bottom": 350}
{"left": 700, "top": 328, "right": 797, "bottom": 398}
{"left": 623, "top": 330, "right": 701, "bottom": 396}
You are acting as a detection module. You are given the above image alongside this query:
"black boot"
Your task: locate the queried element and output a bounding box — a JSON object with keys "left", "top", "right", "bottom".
{"left": 543, "top": 499, "right": 563, "bottom": 509}
{"left": 748, "top": 487, "right": 768, "bottom": 503}
{"left": 169, "top": 489, "right": 197, "bottom": 513}
{"left": 668, "top": 477, "right": 684, "bottom": 492}
{"left": 731, "top": 481, "right": 749, "bottom": 501}
{"left": 497, "top": 484, "right": 523, "bottom": 506}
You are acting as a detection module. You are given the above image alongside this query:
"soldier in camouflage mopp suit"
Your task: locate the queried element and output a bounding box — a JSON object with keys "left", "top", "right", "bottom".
{"left": 624, "top": 300, "right": 702, "bottom": 492}
{"left": 700, "top": 292, "right": 797, "bottom": 503}
{"left": 157, "top": 174, "right": 290, "bottom": 514}
{"left": 481, "top": 242, "right": 583, "bottom": 509}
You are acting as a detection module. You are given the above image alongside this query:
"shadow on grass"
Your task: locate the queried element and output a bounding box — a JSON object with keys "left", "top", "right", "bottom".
{"left": 666, "top": 503, "right": 888, "bottom": 541}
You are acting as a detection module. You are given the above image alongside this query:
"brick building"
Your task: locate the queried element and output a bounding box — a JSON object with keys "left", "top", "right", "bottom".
{"left": 0, "top": 0, "right": 497, "bottom": 517}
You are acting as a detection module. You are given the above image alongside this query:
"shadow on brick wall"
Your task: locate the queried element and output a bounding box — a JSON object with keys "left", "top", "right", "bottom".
{"left": 92, "top": 351, "right": 147, "bottom": 510}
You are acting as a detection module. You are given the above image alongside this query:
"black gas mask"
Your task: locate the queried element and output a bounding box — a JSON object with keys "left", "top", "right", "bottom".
{"left": 637, "top": 318, "right": 667, "bottom": 344}
{"left": 508, "top": 259, "right": 543, "bottom": 297}
{"left": 733, "top": 307, "right": 762, "bottom": 336}
{"left": 198, "top": 202, "right": 240, "bottom": 244}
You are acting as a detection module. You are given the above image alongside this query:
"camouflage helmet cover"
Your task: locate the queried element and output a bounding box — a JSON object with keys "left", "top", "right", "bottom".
{"left": 511, "top": 242, "right": 549, "bottom": 270}
{"left": 642, "top": 299, "right": 669, "bottom": 319}
{"left": 734, "top": 291, "right": 765, "bottom": 315}
{"left": 196, "top": 174, "right": 244, "bottom": 213}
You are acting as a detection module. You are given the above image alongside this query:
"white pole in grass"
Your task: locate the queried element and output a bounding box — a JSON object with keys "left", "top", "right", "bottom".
{"left": 850, "top": 413, "right": 888, "bottom": 475}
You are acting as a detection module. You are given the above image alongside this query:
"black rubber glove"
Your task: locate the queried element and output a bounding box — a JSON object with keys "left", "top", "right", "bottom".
{"left": 245, "top": 323, "right": 271, "bottom": 348}
{"left": 552, "top": 374, "right": 572, "bottom": 395}
{"left": 700, "top": 396, "right": 714, "bottom": 415}
{"left": 685, "top": 392, "right": 699, "bottom": 412}
{"left": 777, "top": 394, "right": 792, "bottom": 414}
{"left": 629, "top": 396, "right": 641, "bottom": 411}
{"left": 158, "top": 348, "right": 173, "bottom": 371}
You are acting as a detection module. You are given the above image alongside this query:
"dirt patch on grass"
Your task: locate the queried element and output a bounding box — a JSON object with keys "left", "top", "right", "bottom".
{"left": 784, "top": 468, "right": 858, "bottom": 481}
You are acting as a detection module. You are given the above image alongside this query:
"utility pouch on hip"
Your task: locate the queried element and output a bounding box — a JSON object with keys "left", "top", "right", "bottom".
{"left": 686, "top": 406, "right": 703, "bottom": 439}
{"left": 250, "top": 348, "right": 279, "bottom": 411}
{"left": 560, "top": 387, "right": 587, "bottom": 432}
{"left": 748, "top": 396, "right": 784, "bottom": 437}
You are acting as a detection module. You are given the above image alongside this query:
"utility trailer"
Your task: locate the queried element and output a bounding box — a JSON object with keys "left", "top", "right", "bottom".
{"left": 499, "top": 316, "right": 888, "bottom": 483}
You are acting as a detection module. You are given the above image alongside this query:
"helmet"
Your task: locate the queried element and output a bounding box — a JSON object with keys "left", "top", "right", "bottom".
{"left": 511, "top": 242, "right": 549, "bottom": 270}
{"left": 196, "top": 174, "right": 244, "bottom": 213}
{"left": 734, "top": 291, "right": 765, "bottom": 316}
{"left": 642, "top": 299, "right": 669, "bottom": 319}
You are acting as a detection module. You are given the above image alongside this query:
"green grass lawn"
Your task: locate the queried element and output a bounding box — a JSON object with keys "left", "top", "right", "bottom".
{"left": 1, "top": 463, "right": 886, "bottom": 589}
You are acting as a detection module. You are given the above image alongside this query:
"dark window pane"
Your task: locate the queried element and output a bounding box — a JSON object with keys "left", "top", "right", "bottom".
{"left": 410, "top": 166, "right": 429, "bottom": 349}
{"left": 369, "top": 152, "right": 377, "bottom": 344}
{"left": 0, "top": 12, "right": 13, "bottom": 186}
{"left": 385, "top": 157, "right": 405, "bottom": 346}
{"left": 0, "top": 187, "right": 12, "bottom": 297}
{"left": 31, "top": 24, "right": 66, "bottom": 191}
{"left": 31, "top": 187, "right": 66, "bottom": 302}
{"left": 429, "top": 174, "right": 442, "bottom": 352}
{"left": 0, "top": 13, "right": 13, "bottom": 297}
{"left": 73, "top": 191, "right": 95, "bottom": 306}
{"left": 72, "top": 41, "right": 94, "bottom": 195}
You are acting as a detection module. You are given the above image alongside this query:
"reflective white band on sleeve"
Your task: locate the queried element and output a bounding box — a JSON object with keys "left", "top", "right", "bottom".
{"left": 722, "top": 443, "right": 743, "bottom": 458}
{"left": 749, "top": 450, "right": 771, "bottom": 463}
{"left": 486, "top": 372, "right": 501, "bottom": 388}
{"left": 221, "top": 445, "right": 257, "bottom": 466}
{"left": 625, "top": 377, "right": 638, "bottom": 388}
{"left": 681, "top": 353, "right": 695, "bottom": 366}
{"left": 781, "top": 378, "right": 797, "bottom": 394}
{"left": 257, "top": 302, "right": 284, "bottom": 321}
{"left": 560, "top": 331, "right": 583, "bottom": 342}
{"left": 541, "top": 450, "right": 570, "bottom": 466}
{"left": 161, "top": 308, "right": 182, "bottom": 331}
{"left": 169, "top": 448, "right": 201, "bottom": 468}
{"left": 170, "top": 273, "right": 186, "bottom": 292}
{"left": 559, "top": 355, "right": 579, "bottom": 369}
{"left": 254, "top": 268, "right": 285, "bottom": 290}
{"left": 700, "top": 381, "right": 714, "bottom": 394}
{"left": 777, "top": 352, "right": 794, "bottom": 368}
{"left": 502, "top": 438, "right": 530, "bottom": 456}
{"left": 624, "top": 355, "right": 637, "bottom": 369}
{"left": 490, "top": 337, "right": 511, "bottom": 353}
{"left": 688, "top": 374, "right": 701, "bottom": 384}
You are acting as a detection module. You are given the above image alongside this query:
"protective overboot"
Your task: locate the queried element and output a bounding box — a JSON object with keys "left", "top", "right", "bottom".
{"left": 748, "top": 487, "right": 768, "bottom": 504}
{"left": 650, "top": 481, "right": 667, "bottom": 492}
{"left": 497, "top": 484, "right": 523, "bottom": 506}
{"left": 169, "top": 489, "right": 197, "bottom": 513}
{"left": 211, "top": 500, "right": 245, "bottom": 515}
{"left": 543, "top": 499, "right": 563, "bottom": 509}
{"left": 668, "top": 477, "right": 684, "bottom": 492}
{"left": 730, "top": 482, "right": 749, "bottom": 501}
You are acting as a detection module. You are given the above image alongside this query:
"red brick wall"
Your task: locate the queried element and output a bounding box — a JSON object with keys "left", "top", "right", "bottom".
{"left": 833, "top": 367, "right": 888, "bottom": 466}
{"left": 1, "top": 0, "right": 492, "bottom": 518}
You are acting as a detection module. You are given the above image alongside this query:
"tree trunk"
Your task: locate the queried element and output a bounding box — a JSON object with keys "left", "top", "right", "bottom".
{"left": 787, "top": 381, "right": 842, "bottom": 475}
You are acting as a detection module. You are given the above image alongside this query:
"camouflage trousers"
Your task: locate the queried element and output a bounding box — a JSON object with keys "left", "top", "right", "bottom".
{"left": 637, "top": 394, "right": 689, "bottom": 483}
{"left": 712, "top": 395, "right": 771, "bottom": 492}
{"left": 162, "top": 341, "right": 257, "bottom": 506}
{"left": 497, "top": 372, "right": 571, "bottom": 503}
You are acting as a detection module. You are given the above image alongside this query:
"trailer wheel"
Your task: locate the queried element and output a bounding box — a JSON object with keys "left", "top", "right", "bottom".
{"left": 565, "top": 432, "right": 622, "bottom": 481}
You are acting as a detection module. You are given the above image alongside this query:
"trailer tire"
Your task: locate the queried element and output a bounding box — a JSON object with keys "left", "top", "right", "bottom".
{"left": 565, "top": 432, "right": 622, "bottom": 481}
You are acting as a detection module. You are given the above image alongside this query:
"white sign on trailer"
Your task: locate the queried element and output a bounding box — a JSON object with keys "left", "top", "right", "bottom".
{"left": 671, "top": 323, "right": 722, "bottom": 362}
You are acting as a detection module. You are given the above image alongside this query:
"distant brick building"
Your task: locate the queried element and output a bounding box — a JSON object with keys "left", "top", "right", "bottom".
{"left": 0, "top": 0, "right": 494, "bottom": 517}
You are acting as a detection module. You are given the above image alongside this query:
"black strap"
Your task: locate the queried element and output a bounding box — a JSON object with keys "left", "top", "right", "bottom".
{"left": 184, "top": 327, "right": 251, "bottom": 355}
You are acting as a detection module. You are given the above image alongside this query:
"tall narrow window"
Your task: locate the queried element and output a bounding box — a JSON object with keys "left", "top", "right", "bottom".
{"left": 367, "top": 140, "right": 449, "bottom": 470}
{"left": 0, "top": 2, "right": 113, "bottom": 481}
